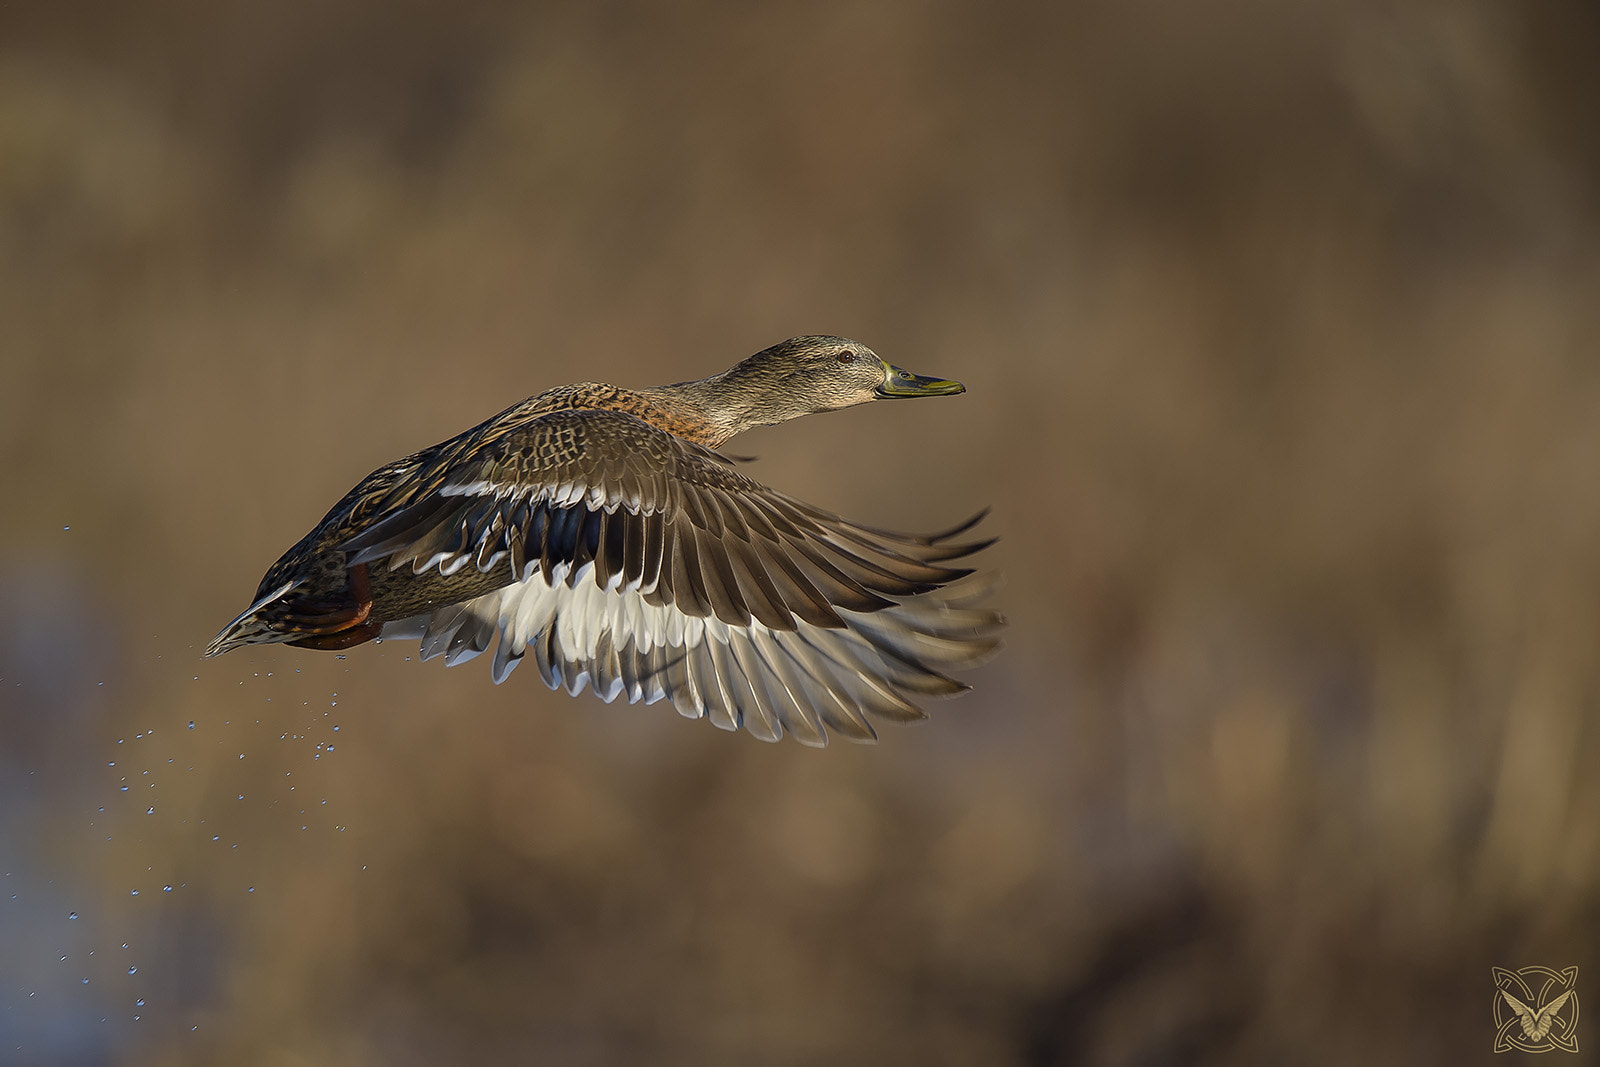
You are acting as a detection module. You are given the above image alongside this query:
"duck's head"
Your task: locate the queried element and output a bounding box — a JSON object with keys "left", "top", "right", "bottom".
{"left": 713, "top": 335, "right": 965, "bottom": 430}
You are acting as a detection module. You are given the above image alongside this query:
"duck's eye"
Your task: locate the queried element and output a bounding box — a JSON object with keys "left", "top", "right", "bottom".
{"left": 837, "top": 351, "right": 855, "bottom": 363}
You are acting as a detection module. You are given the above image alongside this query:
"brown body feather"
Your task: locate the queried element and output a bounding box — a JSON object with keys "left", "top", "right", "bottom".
{"left": 239, "top": 383, "right": 720, "bottom": 638}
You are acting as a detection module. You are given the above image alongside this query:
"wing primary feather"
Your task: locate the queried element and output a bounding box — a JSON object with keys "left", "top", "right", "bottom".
{"left": 722, "top": 537, "right": 800, "bottom": 631}
{"left": 590, "top": 630, "right": 625, "bottom": 702}
{"left": 771, "top": 631, "right": 878, "bottom": 742}
{"left": 703, "top": 634, "right": 745, "bottom": 732}
{"left": 801, "top": 533, "right": 972, "bottom": 590}
{"left": 724, "top": 634, "right": 783, "bottom": 742}
{"left": 756, "top": 547, "right": 848, "bottom": 628}
{"left": 744, "top": 494, "right": 809, "bottom": 541}
{"left": 792, "top": 626, "right": 929, "bottom": 722}
{"left": 730, "top": 495, "right": 782, "bottom": 543}
{"left": 660, "top": 642, "right": 702, "bottom": 720}
{"left": 749, "top": 627, "right": 827, "bottom": 746}
{"left": 677, "top": 483, "right": 710, "bottom": 530}
{"left": 781, "top": 537, "right": 908, "bottom": 607}
{"left": 532, "top": 626, "right": 562, "bottom": 690}
{"left": 690, "top": 486, "right": 724, "bottom": 538}
{"left": 710, "top": 491, "right": 749, "bottom": 541}
{"left": 667, "top": 520, "right": 711, "bottom": 617}
{"left": 693, "top": 527, "right": 750, "bottom": 624}
{"left": 682, "top": 639, "right": 727, "bottom": 725}
{"left": 926, "top": 507, "right": 990, "bottom": 543}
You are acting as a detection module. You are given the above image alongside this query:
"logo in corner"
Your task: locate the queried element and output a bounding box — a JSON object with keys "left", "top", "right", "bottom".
{"left": 1494, "top": 966, "right": 1579, "bottom": 1054}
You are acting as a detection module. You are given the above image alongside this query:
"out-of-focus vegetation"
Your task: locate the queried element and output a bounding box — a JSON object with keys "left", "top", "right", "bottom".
{"left": 2, "top": 2, "right": 1598, "bottom": 1063}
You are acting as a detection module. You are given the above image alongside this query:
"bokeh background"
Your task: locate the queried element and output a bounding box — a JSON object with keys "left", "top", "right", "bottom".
{"left": 3, "top": 1, "right": 1598, "bottom": 1063}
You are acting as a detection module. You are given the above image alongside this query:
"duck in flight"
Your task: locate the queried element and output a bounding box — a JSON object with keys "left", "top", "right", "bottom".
{"left": 207, "top": 336, "right": 1001, "bottom": 745}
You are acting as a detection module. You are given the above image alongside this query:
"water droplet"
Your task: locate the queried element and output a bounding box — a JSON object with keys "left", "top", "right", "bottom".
{"left": 247, "top": 886, "right": 254, "bottom": 893}
{"left": 127, "top": 966, "right": 137, "bottom": 975}
{"left": 146, "top": 807, "right": 154, "bottom": 815}
{"left": 120, "top": 786, "right": 128, "bottom": 792}
{"left": 69, "top": 912, "right": 77, "bottom": 919}
{"left": 136, "top": 999, "right": 145, "bottom": 1007}
{"left": 129, "top": 890, "right": 138, "bottom": 896}
{"left": 211, "top": 835, "right": 219, "bottom": 842}
{"left": 187, "top": 721, "right": 195, "bottom": 730}
{"left": 63, "top": 525, "right": 70, "bottom": 531}
{"left": 162, "top": 886, "right": 172, "bottom": 893}
{"left": 237, "top": 753, "right": 244, "bottom": 760}
{"left": 82, "top": 977, "right": 89, "bottom": 984}
{"left": 332, "top": 725, "right": 339, "bottom": 732}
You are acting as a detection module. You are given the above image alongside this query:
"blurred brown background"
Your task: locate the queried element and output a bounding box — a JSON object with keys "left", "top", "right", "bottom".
{"left": 3, "top": 1, "right": 1598, "bottom": 1063}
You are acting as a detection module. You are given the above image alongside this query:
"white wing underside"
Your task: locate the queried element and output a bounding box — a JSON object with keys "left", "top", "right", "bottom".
{"left": 380, "top": 562, "right": 997, "bottom": 746}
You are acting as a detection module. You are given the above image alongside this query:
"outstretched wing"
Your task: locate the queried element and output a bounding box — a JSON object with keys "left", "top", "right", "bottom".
{"left": 1531, "top": 989, "right": 1574, "bottom": 1040}
{"left": 345, "top": 408, "right": 1001, "bottom": 744}
{"left": 1501, "top": 990, "right": 1538, "bottom": 1039}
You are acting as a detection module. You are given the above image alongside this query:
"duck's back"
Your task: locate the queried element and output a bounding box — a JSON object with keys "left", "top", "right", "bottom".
{"left": 250, "top": 381, "right": 720, "bottom": 616}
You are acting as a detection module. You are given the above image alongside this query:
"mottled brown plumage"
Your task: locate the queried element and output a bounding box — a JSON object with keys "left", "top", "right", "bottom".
{"left": 208, "top": 335, "right": 1000, "bottom": 745}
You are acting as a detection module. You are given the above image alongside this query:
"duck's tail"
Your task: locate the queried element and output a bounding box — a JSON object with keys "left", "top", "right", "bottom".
{"left": 205, "top": 564, "right": 385, "bottom": 658}
{"left": 205, "top": 579, "right": 308, "bottom": 657}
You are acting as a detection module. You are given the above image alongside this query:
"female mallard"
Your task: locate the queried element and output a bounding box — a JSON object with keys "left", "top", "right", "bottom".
{"left": 207, "top": 336, "right": 1001, "bottom": 745}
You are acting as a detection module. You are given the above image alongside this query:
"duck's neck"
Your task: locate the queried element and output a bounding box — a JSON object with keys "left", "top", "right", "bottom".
{"left": 635, "top": 368, "right": 795, "bottom": 448}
